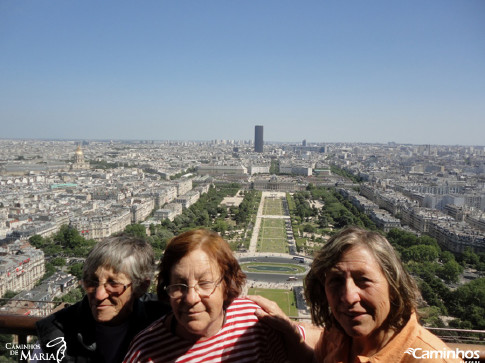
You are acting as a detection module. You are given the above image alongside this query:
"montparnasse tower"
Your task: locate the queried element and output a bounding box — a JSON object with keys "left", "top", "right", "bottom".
{"left": 254, "top": 125, "right": 264, "bottom": 153}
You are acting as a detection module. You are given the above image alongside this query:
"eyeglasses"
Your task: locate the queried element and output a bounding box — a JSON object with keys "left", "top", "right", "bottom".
{"left": 165, "top": 278, "right": 222, "bottom": 299}
{"left": 83, "top": 279, "right": 132, "bottom": 297}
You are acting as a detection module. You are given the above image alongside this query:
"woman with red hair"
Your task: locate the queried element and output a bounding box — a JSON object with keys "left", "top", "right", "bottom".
{"left": 124, "top": 229, "right": 305, "bottom": 362}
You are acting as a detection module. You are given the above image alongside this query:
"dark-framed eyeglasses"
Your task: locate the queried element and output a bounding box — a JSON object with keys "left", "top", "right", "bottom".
{"left": 165, "top": 278, "right": 222, "bottom": 299}
{"left": 83, "top": 279, "right": 132, "bottom": 297}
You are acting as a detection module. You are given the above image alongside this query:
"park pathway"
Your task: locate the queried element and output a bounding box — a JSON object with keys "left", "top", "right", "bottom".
{"left": 248, "top": 191, "right": 289, "bottom": 253}
{"left": 243, "top": 191, "right": 310, "bottom": 319}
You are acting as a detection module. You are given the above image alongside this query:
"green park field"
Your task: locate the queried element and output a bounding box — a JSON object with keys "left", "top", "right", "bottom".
{"left": 257, "top": 218, "right": 287, "bottom": 253}
{"left": 247, "top": 288, "right": 298, "bottom": 317}
{"left": 262, "top": 197, "right": 284, "bottom": 216}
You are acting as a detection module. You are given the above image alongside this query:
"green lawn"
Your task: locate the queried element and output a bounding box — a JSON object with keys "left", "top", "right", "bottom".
{"left": 263, "top": 197, "right": 284, "bottom": 216}
{"left": 247, "top": 288, "right": 298, "bottom": 317}
{"left": 262, "top": 218, "right": 285, "bottom": 228}
{"left": 258, "top": 218, "right": 287, "bottom": 253}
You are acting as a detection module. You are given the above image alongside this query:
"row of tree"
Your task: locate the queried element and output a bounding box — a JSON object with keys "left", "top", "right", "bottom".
{"left": 329, "top": 165, "right": 363, "bottom": 183}
{"left": 123, "top": 184, "right": 261, "bottom": 257}
{"left": 29, "top": 225, "right": 96, "bottom": 257}
{"left": 290, "top": 186, "right": 377, "bottom": 234}
{"left": 157, "top": 184, "right": 247, "bottom": 233}
{"left": 387, "top": 229, "right": 485, "bottom": 329}
{"left": 28, "top": 225, "right": 95, "bottom": 283}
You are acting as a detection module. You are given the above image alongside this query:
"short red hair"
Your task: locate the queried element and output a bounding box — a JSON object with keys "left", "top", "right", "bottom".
{"left": 157, "top": 229, "right": 246, "bottom": 308}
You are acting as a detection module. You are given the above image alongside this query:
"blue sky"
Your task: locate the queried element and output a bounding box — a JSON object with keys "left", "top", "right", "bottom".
{"left": 1, "top": 1, "right": 484, "bottom": 145}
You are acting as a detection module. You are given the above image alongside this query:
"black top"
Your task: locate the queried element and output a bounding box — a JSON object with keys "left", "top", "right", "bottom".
{"left": 36, "top": 295, "right": 170, "bottom": 363}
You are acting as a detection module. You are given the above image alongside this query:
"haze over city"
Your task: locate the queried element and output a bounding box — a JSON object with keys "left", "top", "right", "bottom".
{"left": 1, "top": 1, "right": 484, "bottom": 145}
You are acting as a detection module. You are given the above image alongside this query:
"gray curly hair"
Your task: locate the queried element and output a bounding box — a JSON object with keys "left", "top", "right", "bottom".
{"left": 82, "top": 235, "right": 154, "bottom": 296}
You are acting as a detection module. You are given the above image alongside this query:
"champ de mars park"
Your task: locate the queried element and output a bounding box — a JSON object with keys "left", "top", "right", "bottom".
{"left": 230, "top": 191, "right": 310, "bottom": 318}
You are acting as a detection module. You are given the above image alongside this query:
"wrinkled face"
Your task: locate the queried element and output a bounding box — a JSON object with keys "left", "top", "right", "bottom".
{"left": 169, "top": 249, "right": 225, "bottom": 340}
{"left": 325, "top": 245, "right": 391, "bottom": 340}
{"left": 84, "top": 266, "right": 135, "bottom": 326}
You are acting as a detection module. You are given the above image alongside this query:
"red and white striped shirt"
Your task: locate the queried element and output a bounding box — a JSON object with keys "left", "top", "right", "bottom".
{"left": 124, "top": 298, "right": 303, "bottom": 363}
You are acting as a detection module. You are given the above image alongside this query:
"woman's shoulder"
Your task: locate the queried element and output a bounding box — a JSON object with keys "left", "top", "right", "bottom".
{"left": 414, "top": 324, "right": 462, "bottom": 357}
{"left": 379, "top": 315, "right": 463, "bottom": 363}
{"left": 36, "top": 300, "right": 84, "bottom": 334}
{"left": 405, "top": 329, "right": 464, "bottom": 363}
{"left": 227, "top": 297, "right": 261, "bottom": 312}
{"left": 404, "top": 315, "right": 455, "bottom": 353}
{"left": 223, "top": 298, "right": 263, "bottom": 325}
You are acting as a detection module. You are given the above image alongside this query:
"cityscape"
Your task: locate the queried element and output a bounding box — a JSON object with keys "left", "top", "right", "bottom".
{"left": 0, "top": 127, "right": 484, "bottom": 348}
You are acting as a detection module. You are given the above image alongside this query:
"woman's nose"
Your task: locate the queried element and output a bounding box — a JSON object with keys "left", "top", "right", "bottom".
{"left": 184, "top": 286, "right": 201, "bottom": 304}
{"left": 341, "top": 279, "right": 360, "bottom": 305}
{"left": 95, "top": 284, "right": 109, "bottom": 300}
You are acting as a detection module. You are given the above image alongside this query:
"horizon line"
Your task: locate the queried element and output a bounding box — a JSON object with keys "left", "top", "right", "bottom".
{"left": 0, "top": 137, "right": 483, "bottom": 148}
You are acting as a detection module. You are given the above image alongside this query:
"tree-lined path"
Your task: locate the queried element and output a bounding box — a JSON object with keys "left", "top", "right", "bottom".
{"left": 248, "top": 191, "right": 295, "bottom": 253}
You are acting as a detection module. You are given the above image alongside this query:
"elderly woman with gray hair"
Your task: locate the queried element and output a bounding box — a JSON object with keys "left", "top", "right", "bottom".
{"left": 35, "top": 235, "right": 170, "bottom": 363}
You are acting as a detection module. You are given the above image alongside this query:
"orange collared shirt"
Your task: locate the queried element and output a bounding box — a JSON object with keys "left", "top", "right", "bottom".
{"left": 314, "top": 313, "right": 463, "bottom": 363}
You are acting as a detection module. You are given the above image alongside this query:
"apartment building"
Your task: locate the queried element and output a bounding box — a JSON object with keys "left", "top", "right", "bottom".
{"left": 0, "top": 241, "right": 45, "bottom": 297}
{"left": 175, "top": 179, "right": 193, "bottom": 196}
{"left": 153, "top": 203, "right": 183, "bottom": 221}
{"left": 175, "top": 190, "right": 200, "bottom": 209}
{"left": 131, "top": 198, "right": 155, "bottom": 223}
{"left": 70, "top": 208, "right": 132, "bottom": 240}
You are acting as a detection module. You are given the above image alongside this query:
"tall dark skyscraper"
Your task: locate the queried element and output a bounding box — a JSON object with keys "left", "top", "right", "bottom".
{"left": 254, "top": 125, "right": 264, "bottom": 153}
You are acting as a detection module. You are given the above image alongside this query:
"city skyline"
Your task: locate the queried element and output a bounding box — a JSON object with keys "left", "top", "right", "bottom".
{"left": 1, "top": 1, "right": 484, "bottom": 145}
{"left": 1, "top": 137, "right": 484, "bottom": 148}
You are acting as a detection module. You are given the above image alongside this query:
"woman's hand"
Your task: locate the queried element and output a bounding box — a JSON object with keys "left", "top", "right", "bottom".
{"left": 247, "top": 295, "right": 319, "bottom": 363}
{"left": 247, "top": 295, "right": 302, "bottom": 340}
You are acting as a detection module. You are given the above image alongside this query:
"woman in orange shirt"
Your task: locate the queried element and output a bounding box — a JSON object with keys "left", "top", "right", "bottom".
{"left": 251, "top": 227, "right": 465, "bottom": 363}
